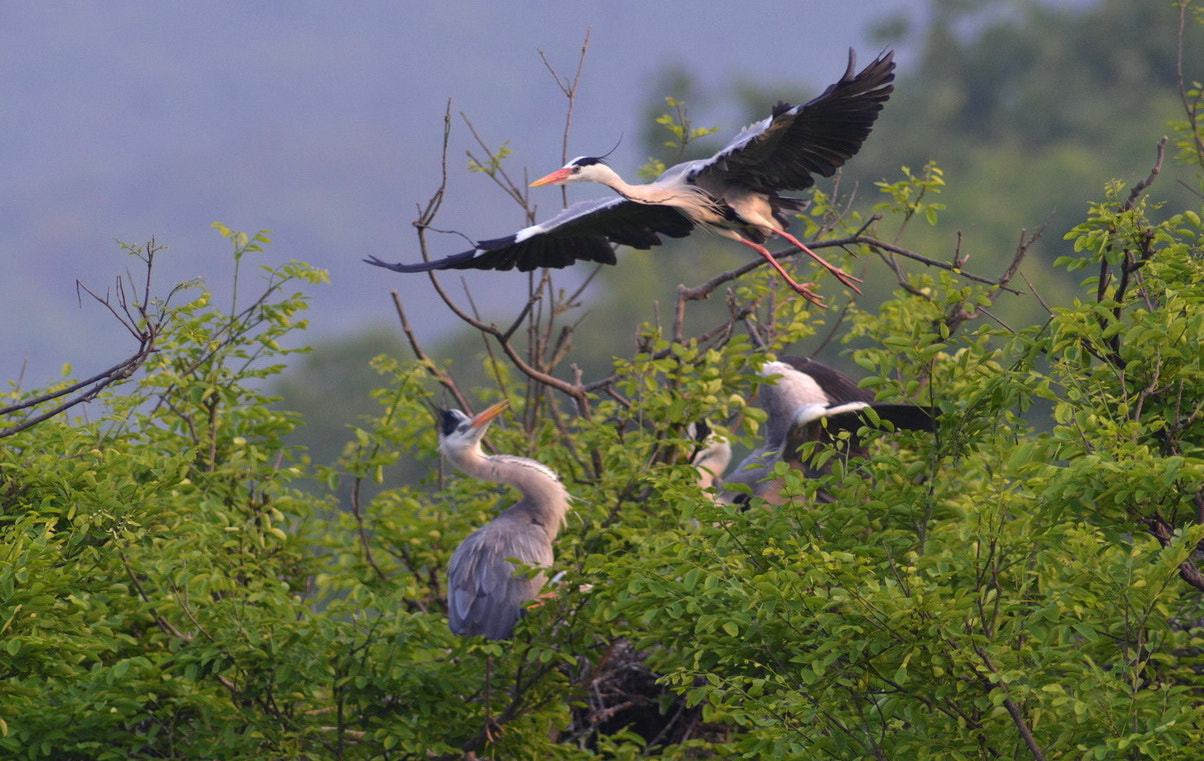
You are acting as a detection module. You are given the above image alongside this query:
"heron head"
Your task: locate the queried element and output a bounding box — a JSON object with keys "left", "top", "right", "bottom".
{"left": 435, "top": 400, "right": 510, "bottom": 448}
{"left": 530, "top": 156, "right": 609, "bottom": 187}
{"left": 687, "top": 421, "right": 732, "bottom": 486}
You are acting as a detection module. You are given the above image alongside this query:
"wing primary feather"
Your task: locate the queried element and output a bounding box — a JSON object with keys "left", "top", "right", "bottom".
{"left": 366, "top": 197, "right": 689, "bottom": 274}
{"left": 697, "top": 49, "right": 896, "bottom": 194}
{"left": 368, "top": 50, "right": 893, "bottom": 279}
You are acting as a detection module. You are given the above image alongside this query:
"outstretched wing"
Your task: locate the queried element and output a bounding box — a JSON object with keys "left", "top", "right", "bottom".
{"left": 695, "top": 49, "right": 896, "bottom": 194}
{"left": 366, "top": 196, "right": 694, "bottom": 274}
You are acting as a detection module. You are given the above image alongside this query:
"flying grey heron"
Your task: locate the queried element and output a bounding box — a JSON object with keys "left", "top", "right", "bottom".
{"left": 436, "top": 400, "right": 571, "bottom": 639}
{"left": 722, "top": 358, "right": 935, "bottom": 505}
{"left": 366, "top": 49, "right": 895, "bottom": 306}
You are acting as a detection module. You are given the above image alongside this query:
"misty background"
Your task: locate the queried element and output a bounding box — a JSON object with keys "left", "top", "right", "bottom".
{"left": 2, "top": 1, "right": 943, "bottom": 389}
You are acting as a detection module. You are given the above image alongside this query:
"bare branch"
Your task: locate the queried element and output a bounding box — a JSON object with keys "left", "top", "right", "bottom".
{"left": 539, "top": 28, "right": 592, "bottom": 199}
{"left": 1, "top": 242, "right": 164, "bottom": 438}
{"left": 1123, "top": 137, "right": 1168, "bottom": 212}
{"left": 1176, "top": 1, "right": 1204, "bottom": 168}
{"left": 407, "top": 101, "right": 455, "bottom": 263}
{"left": 390, "top": 291, "right": 473, "bottom": 412}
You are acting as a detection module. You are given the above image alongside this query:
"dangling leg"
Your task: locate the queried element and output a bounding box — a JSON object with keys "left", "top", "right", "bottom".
{"left": 482, "top": 654, "right": 502, "bottom": 743}
{"left": 771, "top": 228, "right": 863, "bottom": 294}
{"left": 737, "top": 238, "right": 827, "bottom": 307}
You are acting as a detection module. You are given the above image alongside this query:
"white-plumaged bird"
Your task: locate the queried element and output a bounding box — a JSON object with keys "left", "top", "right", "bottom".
{"left": 367, "top": 50, "right": 895, "bottom": 306}
{"left": 436, "top": 400, "right": 571, "bottom": 639}
{"left": 687, "top": 420, "right": 732, "bottom": 491}
{"left": 722, "top": 357, "right": 934, "bottom": 504}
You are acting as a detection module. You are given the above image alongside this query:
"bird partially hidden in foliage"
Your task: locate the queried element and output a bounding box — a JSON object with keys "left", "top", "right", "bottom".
{"left": 367, "top": 49, "right": 896, "bottom": 307}
{"left": 435, "top": 400, "right": 571, "bottom": 639}
{"left": 687, "top": 420, "right": 732, "bottom": 491}
{"left": 721, "top": 358, "right": 936, "bottom": 505}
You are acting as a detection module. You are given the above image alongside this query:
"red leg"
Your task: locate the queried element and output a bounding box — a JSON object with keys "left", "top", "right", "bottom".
{"left": 771, "top": 228, "right": 863, "bottom": 294}
{"left": 739, "top": 239, "right": 827, "bottom": 307}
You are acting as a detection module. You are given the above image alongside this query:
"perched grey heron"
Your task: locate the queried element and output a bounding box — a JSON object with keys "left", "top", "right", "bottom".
{"left": 367, "top": 49, "right": 895, "bottom": 306}
{"left": 436, "top": 400, "right": 571, "bottom": 639}
{"left": 722, "top": 358, "right": 935, "bottom": 505}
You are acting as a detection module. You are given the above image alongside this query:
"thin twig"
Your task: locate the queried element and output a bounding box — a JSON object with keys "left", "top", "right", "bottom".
{"left": 1175, "top": 1, "right": 1204, "bottom": 168}
{"left": 390, "top": 291, "right": 472, "bottom": 412}
{"left": 461, "top": 113, "right": 530, "bottom": 213}
{"left": 975, "top": 648, "right": 1046, "bottom": 761}
{"left": 539, "top": 28, "right": 592, "bottom": 209}
{"left": 1123, "top": 137, "right": 1167, "bottom": 212}
{"left": 2, "top": 243, "right": 163, "bottom": 438}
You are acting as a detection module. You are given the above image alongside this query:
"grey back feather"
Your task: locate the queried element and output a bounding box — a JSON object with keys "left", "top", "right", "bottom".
{"left": 447, "top": 509, "right": 557, "bottom": 639}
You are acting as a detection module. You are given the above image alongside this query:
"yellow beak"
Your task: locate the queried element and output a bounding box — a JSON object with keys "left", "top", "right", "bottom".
{"left": 530, "top": 167, "right": 573, "bottom": 187}
{"left": 469, "top": 399, "right": 510, "bottom": 429}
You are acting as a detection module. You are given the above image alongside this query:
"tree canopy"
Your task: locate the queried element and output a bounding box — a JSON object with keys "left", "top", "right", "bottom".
{"left": 2, "top": 1, "right": 1204, "bottom": 759}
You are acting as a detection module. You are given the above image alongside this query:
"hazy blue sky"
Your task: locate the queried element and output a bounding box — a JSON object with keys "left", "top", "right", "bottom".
{"left": 2, "top": 2, "right": 927, "bottom": 388}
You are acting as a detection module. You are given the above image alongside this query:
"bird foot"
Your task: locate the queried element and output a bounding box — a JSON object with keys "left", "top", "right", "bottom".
{"left": 525, "top": 589, "right": 558, "bottom": 610}
{"left": 827, "top": 266, "right": 863, "bottom": 293}
{"left": 483, "top": 716, "right": 504, "bottom": 744}
{"left": 749, "top": 243, "right": 832, "bottom": 307}
{"left": 770, "top": 230, "right": 863, "bottom": 295}
{"left": 786, "top": 281, "right": 827, "bottom": 307}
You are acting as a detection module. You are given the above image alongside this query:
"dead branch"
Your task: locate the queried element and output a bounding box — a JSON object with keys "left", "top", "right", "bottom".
{"left": 1, "top": 243, "right": 164, "bottom": 439}
{"left": 540, "top": 28, "right": 591, "bottom": 166}
{"left": 390, "top": 291, "right": 473, "bottom": 412}
{"left": 1176, "top": 2, "right": 1204, "bottom": 169}
{"left": 1123, "top": 137, "right": 1168, "bottom": 213}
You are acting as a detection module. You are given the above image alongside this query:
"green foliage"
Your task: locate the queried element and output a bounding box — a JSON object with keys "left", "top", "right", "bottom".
{"left": 874, "top": 162, "right": 947, "bottom": 230}
{"left": 640, "top": 97, "right": 722, "bottom": 179}
{"left": 0, "top": 229, "right": 332, "bottom": 759}
{"left": 5, "top": 3, "right": 1204, "bottom": 758}
{"left": 467, "top": 141, "right": 514, "bottom": 177}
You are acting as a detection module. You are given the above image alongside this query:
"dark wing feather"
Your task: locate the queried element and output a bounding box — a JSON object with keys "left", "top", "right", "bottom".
{"left": 820, "top": 403, "right": 937, "bottom": 437}
{"left": 779, "top": 356, "right": 874, "bottom": 404}
{"left": 784, "top": 402, "right": 936, "bottom": 462}
{"left": 697, "top": 49, "right": 896, "bottom": 194}
{"left": 365, "top": 196, "right": 694, "bottom": 274}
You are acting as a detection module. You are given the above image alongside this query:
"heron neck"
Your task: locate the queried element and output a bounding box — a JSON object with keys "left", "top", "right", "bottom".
{"left": 590, "top": 167, "right": 652, "bottom": 203}
{"left": 452, "top": 448, "right": 571, "bottom": 537}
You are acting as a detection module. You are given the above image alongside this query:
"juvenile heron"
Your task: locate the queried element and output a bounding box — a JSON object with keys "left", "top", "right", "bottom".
{"left": 367, "top": 49, "right": 895, "bottom": 306}
{"left": 722, "top": 358, "right": 935, "bottom": 504}
{"left": 687, "top": 421, "right": 732, "bottom": 491}
{"left": 436, "top": 400, "right": 571, "bottom": 640}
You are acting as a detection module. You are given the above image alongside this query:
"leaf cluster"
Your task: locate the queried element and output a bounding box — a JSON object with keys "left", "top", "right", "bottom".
{"left": 4, "top": 5, "right": 1204, "bottom": 758}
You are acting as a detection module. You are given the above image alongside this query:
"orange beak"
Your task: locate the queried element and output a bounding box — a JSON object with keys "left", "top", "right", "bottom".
{"left": 469, "top": 399, "right": 510, "bottom": 429}
{"left": 530, "top": 167, "right": 573, "bottom": 187}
